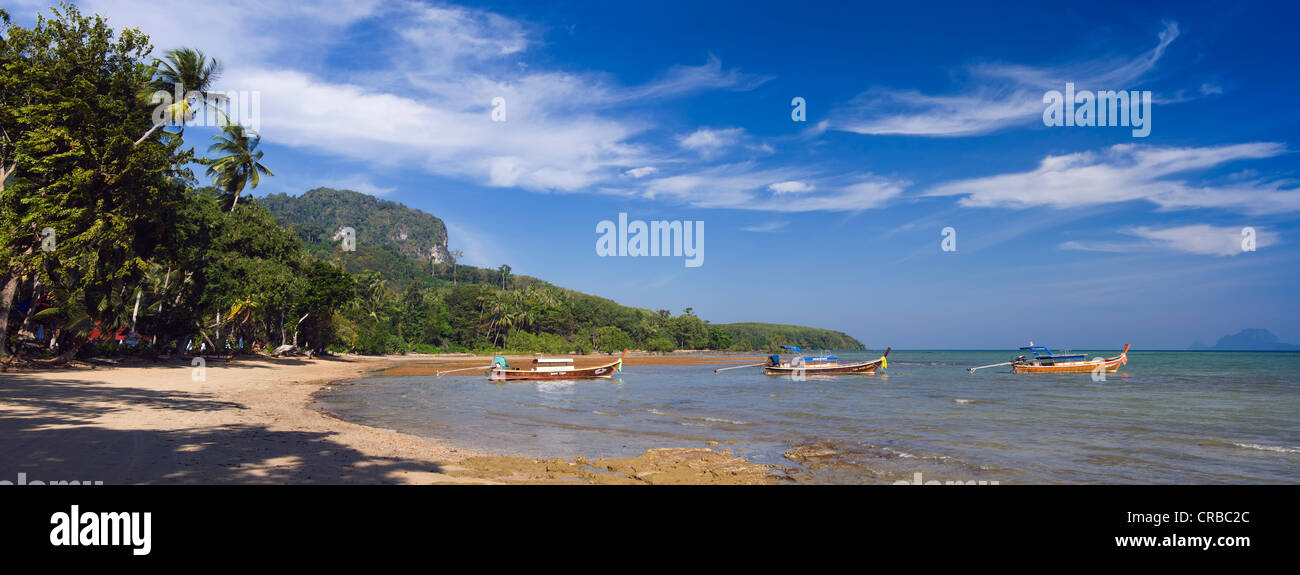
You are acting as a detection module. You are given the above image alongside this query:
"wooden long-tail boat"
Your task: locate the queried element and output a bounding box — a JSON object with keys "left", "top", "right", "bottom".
{"left": 762, "top": 347, "right": 891, "bottom": 376}
{"left": 487, "top": 350, "right": 626, "bottom": 381}
{"left": 968, "top": 344, "right": 1130, "bottom": 374}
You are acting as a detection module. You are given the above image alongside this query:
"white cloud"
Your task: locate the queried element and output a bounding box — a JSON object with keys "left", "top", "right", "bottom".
{"left": 638, "top": 164, "right": 904, "bottom": 212}
{"left": 77, "top": 0, "right": 384, "bottom": 66}
{"left": 228, "top": 67, "right": 648, "bottom": 192}
{"left": 624, "top": 166, "right": 659, "bottom": 179}
{"left": 1062, "top": 225, "right": 1277, "bottom": 257}
{"left": 678, "top": 127, "right": 745, "bottom": 154}
{"left": 400, "top": 4, "right": 528, "bottom": 62}
{"left": 928, "top": 142, "right": 1297, "bottom": 214}
{"left": 767, "top": 181, "right": 814, "bottom": 194}
{"left": 830, "top": 22, "right": 1180, "bottom": 137}
{"left": 71, "top": 0, "right": 765, "bottom": 196}
{"left": 610, "top": 55, "right": 771, "bottom": 103}
{"left": 1128, "top": 225, "right": 1275, "bottom": 256}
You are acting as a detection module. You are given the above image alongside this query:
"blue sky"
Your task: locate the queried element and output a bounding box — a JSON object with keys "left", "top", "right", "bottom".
{"left": 11, "top": 0, "right": 1300, "bottom": 348}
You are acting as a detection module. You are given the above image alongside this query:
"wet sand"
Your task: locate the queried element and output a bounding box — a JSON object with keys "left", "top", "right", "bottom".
{"left": 0, "top": 354, "right": 784, "bottom": 484}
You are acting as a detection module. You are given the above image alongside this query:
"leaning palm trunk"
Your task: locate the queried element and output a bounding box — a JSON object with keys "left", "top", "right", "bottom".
{"left": 132, "top": 122, "right": 167, "bottom": 147}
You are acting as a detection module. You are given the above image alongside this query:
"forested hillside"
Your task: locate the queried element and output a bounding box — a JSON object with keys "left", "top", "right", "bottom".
{"left": 716, "top": 323, "right": 867, "bottom": 351}
{"left": 260, "top": 188, "right": 866, "bottom": 354}
{"left": 260, "top": 188, "right": 451, "bottom": 267}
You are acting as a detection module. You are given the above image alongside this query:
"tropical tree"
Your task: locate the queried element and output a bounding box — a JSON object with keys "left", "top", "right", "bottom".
{"left": 449, "top": 249, "right": 463, "bottom": 285}
{"left": 0, "top": 4, "right": 193, "bottom": 361}
{"left": 498, "top": 264, "right": 511, "bottom": 290}
{"left": 134, "top": 47, "right": 224, "bottom": 146}
{"left": 203, "top": 124, "right": 273, "bottom": 211}
{"left": 225, "top": 297, "right": 260, "bottom": 345}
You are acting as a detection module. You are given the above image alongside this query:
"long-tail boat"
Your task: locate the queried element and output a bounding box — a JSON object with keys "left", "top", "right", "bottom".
{"left": 968, "top": 344, "right": 1130, "bottom": 374}
{"left": 486, "top": 350, "right": 626, "bottom": 381}
{"left": 760, "top": 346, "right": 890, "bottom": 376}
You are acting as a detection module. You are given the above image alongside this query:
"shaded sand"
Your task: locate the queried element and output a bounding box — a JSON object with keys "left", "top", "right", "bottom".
{"left": 0, "top": 355, "right": 783, "bottom": 484}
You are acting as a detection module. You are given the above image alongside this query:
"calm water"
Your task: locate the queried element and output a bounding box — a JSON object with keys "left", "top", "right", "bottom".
{"left": 315, "top": 350, "right": 1300, "bottom": 484}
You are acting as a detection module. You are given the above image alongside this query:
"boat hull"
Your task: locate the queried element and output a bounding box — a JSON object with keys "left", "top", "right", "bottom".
{"left": 1011, "top": 344, "right": 1130, "bottom": 374}
{"left": 488, "top": 357, "right": 623, "bottom": 381}
{"left": 764, "top": 359, "right": 884, "bottom": 375}
{"left": 764, "top": 348, "right": 890, "bottom": 376}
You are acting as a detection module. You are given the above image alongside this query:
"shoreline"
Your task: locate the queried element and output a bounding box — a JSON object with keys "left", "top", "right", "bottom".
{"left": 0, "top": 354, "right": 784, "bottom": 484}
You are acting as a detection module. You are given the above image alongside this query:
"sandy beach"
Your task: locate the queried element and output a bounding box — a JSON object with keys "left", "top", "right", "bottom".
{"left": 0, "top": 354, "right": 783, "bottom": 485}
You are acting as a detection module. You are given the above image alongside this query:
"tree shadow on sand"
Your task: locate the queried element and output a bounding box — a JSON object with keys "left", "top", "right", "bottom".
{"left": 0, "top": 373, "right": 442, "bottom": 484}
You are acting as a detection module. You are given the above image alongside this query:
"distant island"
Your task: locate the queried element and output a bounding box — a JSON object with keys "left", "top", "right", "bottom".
{"left": 1189, "top": 329, "right": 1300, "bottom": 351}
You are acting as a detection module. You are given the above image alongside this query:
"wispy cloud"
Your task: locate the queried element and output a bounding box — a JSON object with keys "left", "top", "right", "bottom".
{"left": 637, "top": 164, "right": 905, "bottom": 212}
{"left": 624, "top": 166, "right": 659, "bottom": 179}
{"left": 677, "top": 127, "right": 746, "bottom": 156}
{"left": 1062, "top": 224, "right": 1277, "bottom": 256}
{"left": 740, "top": 220, "right": 789, "bottom": 232}
{"left": 829, "top": 22, "right": 1180, "bottom": 137}
{"left": 82, "top": 0, "right": 765, "bottom": 196}
{"left": 613, "top": 54, "right": 772, "bottom": 102}
{"left": 768, "top": 181, "right": 814, "bottom": 194}
{"left": 928, "top": 142, "right": 1296, "bottom": 214}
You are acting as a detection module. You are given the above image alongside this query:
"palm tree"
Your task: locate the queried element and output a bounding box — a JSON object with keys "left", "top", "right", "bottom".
{"left": 448, "top": 249, "right": 463, "bottom": 285}
{"left": 225, "top": 297, "right": 260, "bottom": 341}
{"left": 353, "top": 273, "right": 389, "bottom": 319}
{"left": 30, "top": 271, "right": 108, "bottom": 362}
{"left": 488, "top": 298, "right": 514, "bottom": 346}
{"left": 498, "top": 264, "right": 512, "bottom": 290}
{"left": 511, "top": 292, "right": 535, "bottom": 332}
{"left": 203, "top": 124, "right": 273, "bottom": 212}
{"left": 134, "top": 48, "right": 225, "bottom": 146}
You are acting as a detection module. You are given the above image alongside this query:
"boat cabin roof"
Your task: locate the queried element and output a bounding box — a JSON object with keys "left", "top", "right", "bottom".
{"left": 780, "top": 346, "right": 836, "bottom": 361}
{"left": 1019, "top": 345, "right": 1084, "bottom": 361}
{"left": 533, "top": 358, "right": 574, "bottom": 364}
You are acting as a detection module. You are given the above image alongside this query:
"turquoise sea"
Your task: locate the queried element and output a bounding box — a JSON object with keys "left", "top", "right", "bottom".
{"left": 315, "top": 350, "right": 1300, "bottom": 484}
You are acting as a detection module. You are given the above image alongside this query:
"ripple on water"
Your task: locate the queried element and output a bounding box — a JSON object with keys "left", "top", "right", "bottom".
{"left": 1232, "top": 442, "right": 1300, "bottom": 454}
